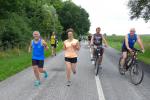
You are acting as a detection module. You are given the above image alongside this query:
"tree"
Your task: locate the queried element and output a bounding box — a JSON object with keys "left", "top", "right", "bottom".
{"left": 58, "top": 1, "right": 90, "bottom": 40}
{"left": 0, "top": 0, "right": 90, "bottom": 49}
{"left": 128, "top": 0, "right": 150, "bottom": 22}
{"left": 0, "top": 0, "right": 64, "bottom": 50}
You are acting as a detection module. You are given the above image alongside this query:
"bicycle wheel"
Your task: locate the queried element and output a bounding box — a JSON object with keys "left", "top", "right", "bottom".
{"left": 94, "top": 57, "right": 97, "bottom": 68}
{"left": 95, "top": 57, "right": 100, "bottom": 76}
{"left": 118, "top": 58, "right": 125, "bottom": 75}
{"left": 95, "top": 63, "right": 100, "bottom": 76}
{"left": 130, "top": 63, "right": 144, "bottom": 85}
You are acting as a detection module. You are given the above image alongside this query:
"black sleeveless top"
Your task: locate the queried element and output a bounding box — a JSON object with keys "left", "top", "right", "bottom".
{"left": 93, "top": 33, "right": 102, "bottom": 46}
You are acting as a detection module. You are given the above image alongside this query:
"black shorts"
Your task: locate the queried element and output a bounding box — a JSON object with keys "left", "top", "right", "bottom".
{"left": 122, "top": 47, "right": 128, "bottom": 52}
{"left": 65, "top": 57, "right": 77, "bottom": 63}
{"left": 122, "top": 47, "right": 135, "bottom": 52}
{"left": 94, "top": 47, "right": 104, "bottom": 56}
{"left": 51, "top": 44, "right": 56, "bottom": 48}
{"left": 32, "top": 59, "right": 44, "bottom": 68}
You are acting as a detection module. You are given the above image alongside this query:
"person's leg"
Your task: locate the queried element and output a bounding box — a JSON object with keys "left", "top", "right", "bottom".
{"left": 32, "top": 60, "right": 40, "bottom": 80}
{"left": 54, "top": 45, "right": 56, "bottom": 56}
{"left": 32, "top": 65, "right": 41, "bottom": 86}
{"left": 51, "top": 46, "right": 54, "bottom": 56}
{"left": 38, "top": 60, "right": 48, "bottom": 78}
{"left": 88, "top": 41, "right": 90, "bottom": 47}
{"left": 120, "top": 52, "right": 127, "bottom": 68}
{"left": 71, "top": 63, "right": 77, "bottom": 74}
{"left": 71, "top": 57, "right": 78, "bottom": 74}
{"left": 32, "top": 60, "right": 41, "bottom": 86}
{"left": 65, "top": 61, "right": 72, "bottom": 81}
{"left": 32, "top": 65, "right": 40, "bottom": 80}
{"left": 39, "top": 68, "right": 48, "bottom": 78}
{"left": 98, "top": 48, "right": 104, "bottom": 65}
{"left": 91, "top": 47, "right": 95, "bottom": 60}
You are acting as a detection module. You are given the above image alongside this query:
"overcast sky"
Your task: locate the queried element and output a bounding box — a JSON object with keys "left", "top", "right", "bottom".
{"left": 72, "top": 0, "right": 150, "bottom": 35}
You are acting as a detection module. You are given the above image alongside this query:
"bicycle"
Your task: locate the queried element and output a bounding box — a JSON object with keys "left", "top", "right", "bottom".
{"left": 118, "top": 48, "right": 144, "bottom": 85}
{"left": 93, "top": 45, "right": 104, "bottom": 76}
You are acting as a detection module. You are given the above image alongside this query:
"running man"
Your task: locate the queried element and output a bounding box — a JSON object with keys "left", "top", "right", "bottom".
{"left": 91, "top": 27, "right": 108, "bottom": 65}
{"left": 120, "top": 28, "right": 145, "bottom": 73}
{"left": 50, "top": 32, "right": 58, "bottom": 56}
{"left": 64, "top": 28, "right": 80, "bottom": 86}
{"left": 28, "top": 31, "right": 49, "bottom": 86}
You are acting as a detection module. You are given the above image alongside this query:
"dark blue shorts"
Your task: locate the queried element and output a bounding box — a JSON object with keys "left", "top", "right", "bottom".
{"left": 32, "top": 59, "right": 44, "bottom": 68}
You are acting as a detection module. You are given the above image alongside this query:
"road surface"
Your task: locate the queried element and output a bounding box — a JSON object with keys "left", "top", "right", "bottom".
{"left": 0, "top": 42, "right": 150, "bottom": 100}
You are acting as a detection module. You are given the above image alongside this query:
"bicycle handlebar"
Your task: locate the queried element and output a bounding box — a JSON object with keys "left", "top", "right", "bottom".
{"left": 133, "top": 48, "right": 143, "bottom": 53}
{"left": 93, "top": 45, "right": 105, "bottom": 49}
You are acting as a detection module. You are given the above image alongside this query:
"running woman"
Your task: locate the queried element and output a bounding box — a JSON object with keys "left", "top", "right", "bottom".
{"left": 28, "top": 31, "right": 49, "bottom": 86}
{"left": 64, "top": 28, "right": 80, "bottom": 86}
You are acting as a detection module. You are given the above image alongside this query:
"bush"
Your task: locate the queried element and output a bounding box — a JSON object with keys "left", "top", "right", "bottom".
{"left": 0, "top": 13, "right": 32, "bottom": 50}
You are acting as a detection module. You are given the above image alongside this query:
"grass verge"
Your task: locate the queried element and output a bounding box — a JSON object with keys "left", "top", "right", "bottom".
{"left": 0, "top": 41, "right": 63, "bottom": 81}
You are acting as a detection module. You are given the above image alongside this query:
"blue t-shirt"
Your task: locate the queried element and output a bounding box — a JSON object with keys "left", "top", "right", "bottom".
{"left": 32, "top": 39, "right": 44, "bottom": 60}
{"left": 122, "top": 33, "right": 137, "bottom": 49}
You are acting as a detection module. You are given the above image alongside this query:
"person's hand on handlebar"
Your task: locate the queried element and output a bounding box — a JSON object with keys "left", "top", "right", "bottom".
{"left": 128, "top": 48, "right": 134, "bottom": 55}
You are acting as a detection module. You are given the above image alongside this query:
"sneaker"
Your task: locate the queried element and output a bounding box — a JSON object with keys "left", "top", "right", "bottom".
{"left": 120, "top": 68, "right": 125, "bottom": 75}
{"left": 92, "top": 61, "right": 95, "bottom": 65}
{"left": 44, "top": 71, "right": 48, "bottom": 78}
{"left": 34, "top": 80, "right": 41, "bottom": 86}
{"left": 91, "top": 58, "right": 94, "bottom": 61}
{"left": 66, "top": 81, "right": 71, "bottom": 86}
{"left": 73, "top": 70, "right": 76, "bottom": 74}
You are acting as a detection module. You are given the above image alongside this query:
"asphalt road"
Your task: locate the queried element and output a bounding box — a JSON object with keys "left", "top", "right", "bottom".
{"left": 0, "top": 42, "right": 150, "bottom": 100}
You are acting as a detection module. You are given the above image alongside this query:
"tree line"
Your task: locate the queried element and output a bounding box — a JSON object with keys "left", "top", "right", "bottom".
{"left": 0, "top": 0, "right": 90, "bottom": 50}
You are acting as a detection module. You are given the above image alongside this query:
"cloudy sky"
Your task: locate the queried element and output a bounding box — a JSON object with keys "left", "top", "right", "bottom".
{"left": 72, "top": 0, "right": 150, "bottom": 35}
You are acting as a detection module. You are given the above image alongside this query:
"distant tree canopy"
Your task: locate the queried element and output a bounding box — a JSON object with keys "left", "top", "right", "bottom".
{"left": 0, "top": 0, "right": 90, "bottom": 50}
{"left": 57, "top": 1, "right": 90, "bottom": 40}
{"left": 128, "top": 0, "right": 150, "bottom": 22}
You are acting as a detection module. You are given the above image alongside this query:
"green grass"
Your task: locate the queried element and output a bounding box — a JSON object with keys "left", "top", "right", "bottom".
{"left": 107, "top": 35, "right": 150, "bottom": 65}
{"left": 0, "top": 41, "right": 63, "bottom": 81}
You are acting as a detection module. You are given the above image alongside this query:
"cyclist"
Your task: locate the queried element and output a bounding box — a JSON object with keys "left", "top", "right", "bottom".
{"left": 88, "top": 33, "right": 92, "bottom": 47}
{"left": 120, "top": 28, "right": 145, "bottom": 72}
{"left": 50, "top": 32, "right": 58, "bottom": 56}
{"left": 91, "top": 27, "right": 108, "bottom": 66}
{"left": 64, "top": 28, "right": 80, "bottom": 86}
{"left": 28, "top": 31, "right": 49, "bottom": 86}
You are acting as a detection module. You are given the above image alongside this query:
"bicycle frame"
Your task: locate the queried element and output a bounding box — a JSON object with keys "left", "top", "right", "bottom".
{"left": 94, "top": 46, "right": 103, "bottom": 64}
{"left": 125, "top": 50, "right": 139, "bottom": 70}
{"left": 119, "top": 48, "right": 144, "bottom": 85}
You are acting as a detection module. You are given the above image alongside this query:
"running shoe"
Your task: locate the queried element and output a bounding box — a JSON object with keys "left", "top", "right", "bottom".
{"left": 34, "top": 80, "right": 41, "bottom": 86}
{"left": 66, "top": 81, "right": 71, "bottom": 86}
{"left": 44, "top": 71, "right": 48, "bottom": 78}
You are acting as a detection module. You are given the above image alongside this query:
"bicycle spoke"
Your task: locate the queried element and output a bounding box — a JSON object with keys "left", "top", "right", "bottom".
{"left": 130, "top": 64, "right": 144, "bottom": 85}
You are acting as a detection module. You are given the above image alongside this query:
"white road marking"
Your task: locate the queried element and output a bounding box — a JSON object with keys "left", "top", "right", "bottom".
{"left": 95, "top": 76, "right": 106, "bottom": 100}
{"left": 89, "top": 47, "right": 105, "bottom": 100}
{"left": 90, "top": 48, "right": 92, "bottom": 52}
{"left": 91, "top": 54, "right": 93, "bottom": 58}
